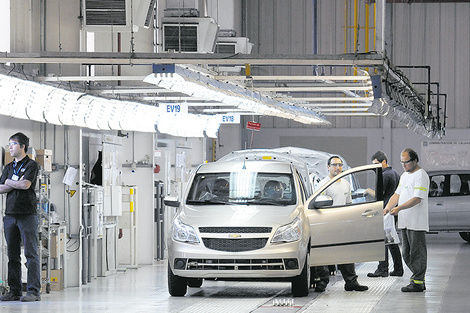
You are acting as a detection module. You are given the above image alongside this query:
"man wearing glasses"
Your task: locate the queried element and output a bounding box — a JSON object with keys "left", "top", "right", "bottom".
{"left": 384, "top": 148, "right": 429, "bottom": 292}
{"left": 0, "top": 133, "right": 40, "bottom": 301}
{"left": 312, "top": 156, "right": 368, "bottom": 292}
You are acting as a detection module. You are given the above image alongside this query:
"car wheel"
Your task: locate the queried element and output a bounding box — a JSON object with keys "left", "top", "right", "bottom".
{"left": 291, "top": 253, "right": 310, "bottom": 297}
{"left": 310, "top": 267, "right": 315, "bottom": 288}
{"left": 187, "top": 278, "right": 203, "bottom": 288}
{"left": 168, "top": 262, "right": 187, "bottom": 296}
{"left": 459, "top": 231, "right": 470, "bottom": 243}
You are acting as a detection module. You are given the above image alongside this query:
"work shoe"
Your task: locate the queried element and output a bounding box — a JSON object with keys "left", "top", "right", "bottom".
{"left": 401, "top": 282, "right": 424, "bottom": 292}
{"left": 0, "top": 292, "right": 22, "bottom": 301}
{"left": 367, "top": 270, "right": 389, "bottom": 277}
{"left": 344, "top": 282, "right": 368, "bottom": 291}
{"left": 390, "top": 270, "right": 404, "bottom": 277}
{"left": 314, "top": 284, "right": 326, "bottom": 292}
{"left": 20, "top": 293, "right": 41, "bottom": 302}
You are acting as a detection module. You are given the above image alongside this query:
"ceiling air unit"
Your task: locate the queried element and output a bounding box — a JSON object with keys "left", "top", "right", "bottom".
{"left": 216, "top": 37, "right": 254, "bottom": 54}
{"left": 215, "top": 30, "right": 253, "bottom": 54}
{"left": 161, "top": 9, "right": 219, "bottom": 53}
{"left": 83, "top": 0, "right": 156, "bottom": 31}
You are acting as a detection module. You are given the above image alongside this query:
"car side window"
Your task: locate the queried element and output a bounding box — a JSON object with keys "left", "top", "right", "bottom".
{"left": 296, "top": 171, "right": 307, "bottom": 201}
{"left": 450, "top": 174, "right": 461, "bottom": 195}
{"left": 449, "top": 174, "right": 470, "bottom": 196}
{"left": 460, "top": 175, "right": 470, "bottom": 195}
{"left": 317, "top": 169, "right": 378, "bottom": 208}
{"left": 429, "top": 175, "right": 445, "bottom": 197}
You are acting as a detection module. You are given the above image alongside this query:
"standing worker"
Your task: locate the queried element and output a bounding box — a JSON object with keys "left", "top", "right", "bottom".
{"left": 384, "top": 148, "right": 429, "bottom": 292}
{"left": 366, "top": 151, "right": 404, "bottom": 277}
{"left": 0, "top": 132, "right": 41, "bottom": 301}
{"left": 312, "top": 156, "right": 368, "bottom": 292}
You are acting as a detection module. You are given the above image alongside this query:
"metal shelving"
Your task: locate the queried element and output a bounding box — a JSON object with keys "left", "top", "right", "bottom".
{"left": 37, "top": 170, "right": 51, "bottom": 293}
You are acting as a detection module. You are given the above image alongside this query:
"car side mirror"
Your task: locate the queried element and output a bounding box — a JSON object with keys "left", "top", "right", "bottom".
{"left": 308, "top": 194, "right": 333, "bottom": 209}
{"left": 164, "top": 196, "right": 180, "bottom": 207}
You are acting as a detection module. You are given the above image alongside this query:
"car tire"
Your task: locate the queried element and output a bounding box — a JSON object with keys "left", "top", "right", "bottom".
{"left": 291, "top": 253, "right": 310, "bottom": 297}
{"left": 310, "top": 267, "right": 315, "bottom": 288}
{"left": 168, "top": 262, "right": 187, "bottom": 296}
{"left": 459, "top": 231, "right": 470, "bottom": 243}
{"left": 187, "top": 278, "right": 203, "bottom": 288}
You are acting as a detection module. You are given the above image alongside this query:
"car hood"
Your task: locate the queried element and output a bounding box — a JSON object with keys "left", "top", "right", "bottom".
{"left": 179, "top": 204, "right": 300, "bottom": 228}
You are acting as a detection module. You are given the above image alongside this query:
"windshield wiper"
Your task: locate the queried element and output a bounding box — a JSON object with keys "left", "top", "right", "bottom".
{"left": 186, "top": 199, "right": 229, "bottom": 205}
{"left": 245, "top": 198, "right": 282, "bottom": 205}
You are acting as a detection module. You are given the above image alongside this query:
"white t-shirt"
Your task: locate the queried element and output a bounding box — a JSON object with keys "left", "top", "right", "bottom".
{"left": 316, "top": 176, "right": 352, "bottom": 206}
{"left": 395, "top": 168, "right": 430, "bottom": 231}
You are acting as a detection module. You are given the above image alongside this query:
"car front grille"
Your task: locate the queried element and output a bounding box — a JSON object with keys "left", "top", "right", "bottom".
{"left": 199, "top": 227, "right": 272, "bottom": 233}
{"left": 202, "top": 238, "right": 268, "bottom": 252}
{"left": 186, "top": 258, "right": 285, "bottom": 270}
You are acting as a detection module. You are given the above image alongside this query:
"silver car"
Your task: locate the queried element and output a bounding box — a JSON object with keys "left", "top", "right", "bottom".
{"left": 165, "top": 160, "right": 384, "bottom": 297}
{"left": 428, "top": 170, "right": 470, "bottom": 243}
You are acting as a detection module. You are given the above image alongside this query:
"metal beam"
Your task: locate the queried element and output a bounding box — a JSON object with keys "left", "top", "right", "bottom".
{"left": 216, "top": 75, "right": 371, "bottom": 81}
{"left": 0, "top": 52, "right": 385, "bottom": 66}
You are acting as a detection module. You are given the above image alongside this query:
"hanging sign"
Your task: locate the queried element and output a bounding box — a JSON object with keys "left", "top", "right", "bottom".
{"left": 161, "top": 102, "right": 188, "bottom": 114}
{"left": 218, "top": 114, "right": 240, "bottom": 124}
{"left": 246, "top": 121, "right": 261, "bottom": 131}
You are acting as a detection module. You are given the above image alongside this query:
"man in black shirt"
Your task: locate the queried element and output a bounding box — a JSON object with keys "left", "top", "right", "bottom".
{"left": 366, "top": 151, "right": 404, "bottom": 277}
{"left": 0, "top": 132, "right": 40, "bottom": 302}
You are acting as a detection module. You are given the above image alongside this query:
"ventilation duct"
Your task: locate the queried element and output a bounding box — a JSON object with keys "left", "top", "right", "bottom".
{"left": 83, "top": 0, "right": 156, "bottom": 31}
{"left": 161, "top": 11, "right": 219, "bottom": 53}
{"left": 215, "top": 37, "right": 253, "bottom": 54}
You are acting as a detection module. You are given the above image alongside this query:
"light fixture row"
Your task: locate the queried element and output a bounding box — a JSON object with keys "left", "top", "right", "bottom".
{"left": 0, "top": 74, "right": 221, "bottom": 138}
{"left": 143, "top": 65, "right": 331, "bottom": 126}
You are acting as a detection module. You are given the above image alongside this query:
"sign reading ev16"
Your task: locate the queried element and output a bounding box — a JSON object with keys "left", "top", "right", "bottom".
{"left": 160, "top": 102, "right": 188, "bottom": 114}
{"left": 218, "top": 114, "right": 240, "bottom": 124}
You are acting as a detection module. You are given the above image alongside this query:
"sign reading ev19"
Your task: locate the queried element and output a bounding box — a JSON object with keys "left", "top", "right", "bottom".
{"left": 161, "top": 102, "right": 188, "bottom": 114}
{"left": 217, "top": 114, "right": 240, "bottom": 124}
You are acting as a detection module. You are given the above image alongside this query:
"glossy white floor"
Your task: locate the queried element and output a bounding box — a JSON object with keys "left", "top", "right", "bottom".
{"left": 1, "top": 232, "right": 468, "bottom": 313}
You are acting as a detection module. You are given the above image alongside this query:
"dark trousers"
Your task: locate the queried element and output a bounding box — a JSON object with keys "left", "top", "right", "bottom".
{"left": 401, "top": 229, "right": 427, "bottom": 282}
{"left": 3, "top": 214, "right": 41, "bottom": 296}
{"left": 313, "top": 263, "right": 358, "bottom": 288}
{"left": 377, "top": 243, "right": 403, "bottom": 273}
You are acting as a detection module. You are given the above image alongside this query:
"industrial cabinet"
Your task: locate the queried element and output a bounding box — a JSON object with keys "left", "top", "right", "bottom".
{"left": 37, "top": 170, "right": 52, "bottom": 293}
{"left": 37, "top": 170, "right": 66, "bottom": 293}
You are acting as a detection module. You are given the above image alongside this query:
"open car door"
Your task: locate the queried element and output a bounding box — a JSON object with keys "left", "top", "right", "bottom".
{"left": 306, "top": 164, "right": 385, "bottom": 266}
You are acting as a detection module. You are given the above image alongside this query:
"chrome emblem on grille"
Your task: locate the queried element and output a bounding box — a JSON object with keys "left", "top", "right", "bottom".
{"left": 228, "top": 234, "right": 241, "bottom": 238}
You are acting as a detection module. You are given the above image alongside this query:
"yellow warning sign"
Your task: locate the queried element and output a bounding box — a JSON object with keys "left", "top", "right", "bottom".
{"left": 66, "top": 190, "right": 76, "bottom": 197}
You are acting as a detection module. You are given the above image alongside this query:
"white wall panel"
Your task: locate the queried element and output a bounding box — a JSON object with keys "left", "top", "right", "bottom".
{"left": 244, "top": 1, "right": 470, "bottom": 131}
{"left": 454, "top": 4, "right": 470, "bottom": 129}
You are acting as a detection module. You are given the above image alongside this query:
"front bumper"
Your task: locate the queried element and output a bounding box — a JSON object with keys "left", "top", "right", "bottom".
{"left": 168, "top": 239, "right": 307, "bottom": 279}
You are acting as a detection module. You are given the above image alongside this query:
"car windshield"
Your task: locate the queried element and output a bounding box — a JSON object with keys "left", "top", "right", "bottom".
{"left": 186, "top": 172, "right": 296, "bottom": 206}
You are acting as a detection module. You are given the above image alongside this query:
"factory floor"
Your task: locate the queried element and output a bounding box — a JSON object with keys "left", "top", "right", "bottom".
{"left": 1, "top": 232, "right": 468, "bottom": 313}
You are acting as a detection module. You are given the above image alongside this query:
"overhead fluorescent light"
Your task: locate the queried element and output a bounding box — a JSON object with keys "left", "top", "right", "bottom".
{"left": 144, "top": 65, "right": 330, "bottom": 126}
{"left": 0, "top": 73, "right": 219, "bottom": 137}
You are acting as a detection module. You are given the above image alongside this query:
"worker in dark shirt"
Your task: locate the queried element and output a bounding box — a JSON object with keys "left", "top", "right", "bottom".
{"left": 366, "top": 151, "right": 404, "bottom": 277}
{"left": 0, "top": 132, "right": 40, "bottom": 302}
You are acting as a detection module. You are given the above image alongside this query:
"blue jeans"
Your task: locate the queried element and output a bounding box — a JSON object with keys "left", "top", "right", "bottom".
{"left": 3, "top": 214, "right": 41, "bottom": 296}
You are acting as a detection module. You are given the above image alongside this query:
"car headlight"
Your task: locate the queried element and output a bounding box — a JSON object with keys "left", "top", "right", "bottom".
{"left": 271, "top": 217, "right": 302, "bottom": 243}
{"left": 172, "top": 218, "right": 200, "bottom": 243}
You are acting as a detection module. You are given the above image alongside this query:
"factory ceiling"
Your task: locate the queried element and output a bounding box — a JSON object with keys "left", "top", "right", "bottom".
{"left": 0, "top": 51, "right": 445, "bottom": 138}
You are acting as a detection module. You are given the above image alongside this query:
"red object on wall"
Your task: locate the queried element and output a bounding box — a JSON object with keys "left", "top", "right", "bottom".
{"left": 246, "top": 121, "right": 261, "bottom": 131}
{"left": 154, "top": 164, "right": 161, "bottom": 173}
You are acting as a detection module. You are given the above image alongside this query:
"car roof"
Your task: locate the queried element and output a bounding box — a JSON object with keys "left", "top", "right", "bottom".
{"left": 218, "top": 147, "right": 349, "bottom": 178}
{"left": 196, "top": 160, "right": 293, "bottom": 174}
{"left": 427, "top": 170, "right": 470, "bottom": 175}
